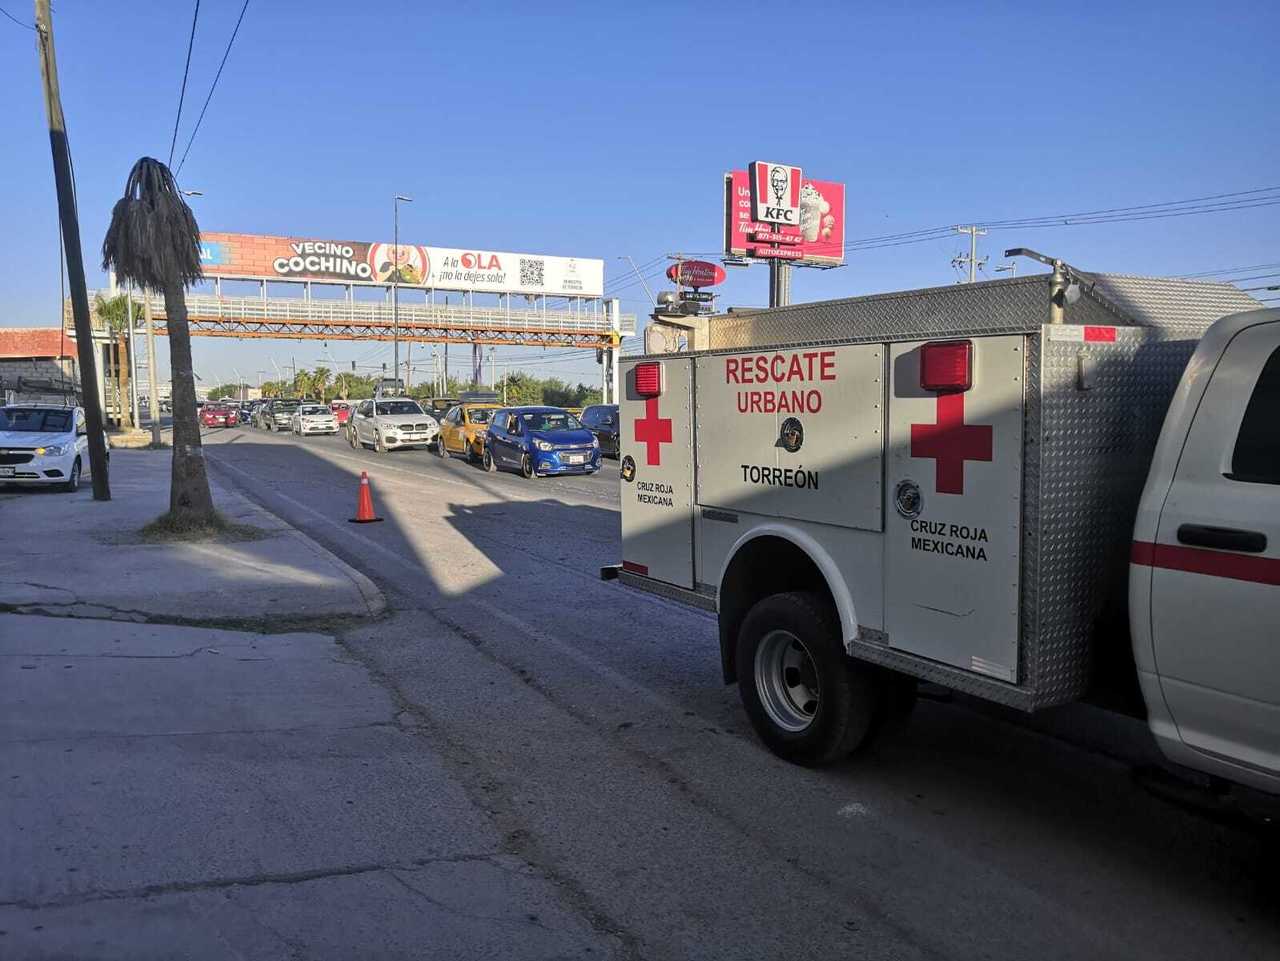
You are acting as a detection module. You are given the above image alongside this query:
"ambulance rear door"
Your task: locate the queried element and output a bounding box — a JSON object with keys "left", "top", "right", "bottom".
{"left": 884, "top": 335, "right": 1025, "bottom": 682}
{"left": 619, "top": 356, "right": 696, "bottom": 589}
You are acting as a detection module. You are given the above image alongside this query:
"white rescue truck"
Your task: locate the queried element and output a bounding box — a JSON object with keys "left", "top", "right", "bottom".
{"left": 610, "top": 258, "right": 1279, "bottom": 796}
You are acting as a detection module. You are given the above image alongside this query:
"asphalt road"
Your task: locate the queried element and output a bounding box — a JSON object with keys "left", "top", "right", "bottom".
{"left": 200, "top": 424, "right": 1279, "bottom": 961}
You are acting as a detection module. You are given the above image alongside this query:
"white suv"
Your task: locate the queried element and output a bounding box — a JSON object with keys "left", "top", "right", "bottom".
{"left": 0, "top": 404, "right": 108, "bottom": 492}
{"left": 347, "top": 397, "right": 439, "bottom": 453}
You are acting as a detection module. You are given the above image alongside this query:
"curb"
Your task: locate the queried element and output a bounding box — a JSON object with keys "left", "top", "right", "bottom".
{"left": 277, "top": 525, "right": 389, "bottom": 619}
{"left": 205, "top": 457, "right": 388, "bottom": 620}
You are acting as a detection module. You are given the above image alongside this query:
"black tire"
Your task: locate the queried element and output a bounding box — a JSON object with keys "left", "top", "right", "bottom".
{"left": 520, "top": 453, "right": 535, "bottom": 479}
{"left": 62, "top": 457, "right": 81, "bottom": 493}
{"left": 735, "top": 591, "right": 877, "bottom": 765}
{"left": 482, "top": 448, "right": 496, "bottom": 473}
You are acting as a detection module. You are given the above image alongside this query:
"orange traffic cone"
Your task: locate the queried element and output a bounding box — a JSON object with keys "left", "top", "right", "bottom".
{"left": 349, "top": 471, "right": 384, "bottom": 523}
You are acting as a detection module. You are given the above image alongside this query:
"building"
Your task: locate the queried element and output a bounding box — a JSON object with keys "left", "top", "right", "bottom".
{"left": 0, "top": 327, "right": 78, "bottom": 405}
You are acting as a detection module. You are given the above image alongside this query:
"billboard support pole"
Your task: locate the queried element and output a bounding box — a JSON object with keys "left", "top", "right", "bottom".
{"left": 768, "top": 260, "right": 791, "bottom": 308}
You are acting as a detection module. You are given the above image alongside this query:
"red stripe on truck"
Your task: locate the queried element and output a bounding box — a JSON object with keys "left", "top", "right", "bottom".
{"left": 1084, "top": 326, "right": 1116, "bottom": 342}
{"left": 1131, "top": 541, "right": 1280, "bottom": 586}
{"left": 622, "top": 560, "right": 649, "bottom": 575}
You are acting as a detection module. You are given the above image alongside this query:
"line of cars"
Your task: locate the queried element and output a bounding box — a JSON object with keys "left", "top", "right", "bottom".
{"left": 342, "top": 394, "right": 621, "bottom": 479}
{"left": 207, "top": 391, "right": 621, "bottom": 482}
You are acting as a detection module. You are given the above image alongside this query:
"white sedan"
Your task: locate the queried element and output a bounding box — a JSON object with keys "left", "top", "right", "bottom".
{"left": 291, "top": 403, "right": 339, "bottom": 436}
{"left": 0, "top": 404, "right": 108, "bottom": 492}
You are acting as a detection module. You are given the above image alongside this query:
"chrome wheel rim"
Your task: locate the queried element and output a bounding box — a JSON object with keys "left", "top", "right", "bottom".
{"left": 754, "top": 629, "right": 820, "bottom": 733}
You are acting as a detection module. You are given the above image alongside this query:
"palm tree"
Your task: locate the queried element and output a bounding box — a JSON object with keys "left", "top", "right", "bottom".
{"left": 311, "top": 366, "right": 331, "bottom": 401}
{"left": 101, "top": 158, "right": 214, "bottom": 522}
{"left": 94, "top": 293, "right": 137, "bottom": 429}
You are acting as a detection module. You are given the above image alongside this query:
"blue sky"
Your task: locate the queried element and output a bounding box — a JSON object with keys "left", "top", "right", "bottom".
{"left": 3, "top": 0, "right": 1276, "bottom": 387}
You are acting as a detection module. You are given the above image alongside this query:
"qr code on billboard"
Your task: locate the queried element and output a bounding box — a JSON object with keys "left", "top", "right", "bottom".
{"left": 519, "top": 258, "right": 545, "bottom": 289}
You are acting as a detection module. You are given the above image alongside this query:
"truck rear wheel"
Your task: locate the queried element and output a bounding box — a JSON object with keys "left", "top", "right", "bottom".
{"left": 736, "top": 591, "right": 877, "bottom": 765}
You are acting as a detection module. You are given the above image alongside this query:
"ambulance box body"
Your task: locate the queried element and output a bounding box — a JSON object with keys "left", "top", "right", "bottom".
{"left": 615, "top": 272, "right": 1279, "bottom": 793}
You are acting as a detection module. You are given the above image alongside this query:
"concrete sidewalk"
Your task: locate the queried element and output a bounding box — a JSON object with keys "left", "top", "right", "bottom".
{"left": 0, "top": 614, "right": 615, "bottom": 960}
{"left": 0, "top": 449, "right": 383, "bottom": 625}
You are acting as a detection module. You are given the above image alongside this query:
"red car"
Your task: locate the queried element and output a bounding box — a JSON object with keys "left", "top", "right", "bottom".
{"left": 200, "top": 404, "right": 236, "bottom": 428}
{"left": 329, "top": 400, "right": 352, "bottom": 425}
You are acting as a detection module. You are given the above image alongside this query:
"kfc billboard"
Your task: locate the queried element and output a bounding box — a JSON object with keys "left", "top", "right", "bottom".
{"left": 724, "top": 171, "right": 846, "bottom": 267}
{"left": 198, "top": 232, "right": 604, "bottom": 297}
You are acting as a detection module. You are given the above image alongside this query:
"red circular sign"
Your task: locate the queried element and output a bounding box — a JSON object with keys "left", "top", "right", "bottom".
{"left": 666, "top": 260, "right": 726, "bottom": 288}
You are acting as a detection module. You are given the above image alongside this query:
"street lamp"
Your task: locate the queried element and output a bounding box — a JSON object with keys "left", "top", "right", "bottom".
{"left": 181, "top": 189, "right": 203, "bottom": 197}
{"left": 393, "top": 194, "right": 413, "bottom": 392}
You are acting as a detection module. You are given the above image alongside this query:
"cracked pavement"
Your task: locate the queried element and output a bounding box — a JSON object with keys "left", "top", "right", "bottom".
{"left": 3, "top": 436, "right": 1277, "bottom": 960}
{"left": 0, "top": 614, "right": 617, "bottom": 960}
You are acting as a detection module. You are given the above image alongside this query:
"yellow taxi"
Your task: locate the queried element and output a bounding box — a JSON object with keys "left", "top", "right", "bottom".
{"left": 436, "top": 403, "right": 502, "bottom": 462}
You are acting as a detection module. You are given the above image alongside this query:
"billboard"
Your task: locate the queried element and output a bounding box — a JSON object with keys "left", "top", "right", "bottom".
{"left": 724, "top": 170, "right": 846, "bottom": 267}
{"left": 197, "top": 232, "right": 604, "bottom": 297}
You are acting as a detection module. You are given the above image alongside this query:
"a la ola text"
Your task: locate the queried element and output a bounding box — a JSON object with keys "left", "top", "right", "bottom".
{"left": 636, "top": 480, "right": 674, "bottom": 507}
{"left": 909, "top": 519, "right": 989, "bottom": 561}
{"left": 726, "top": 350, "right": 835, "bottom": 414}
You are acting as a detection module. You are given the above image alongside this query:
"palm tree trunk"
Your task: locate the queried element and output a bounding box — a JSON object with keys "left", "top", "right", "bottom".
{"left": 163, "top": 282, "right": 215, "bottom": 519}
{"left": 110, "top": 329, "right": 122, "bottom": 428}
{"left": 119, "top": 333, "right": 133, "bottom": 429}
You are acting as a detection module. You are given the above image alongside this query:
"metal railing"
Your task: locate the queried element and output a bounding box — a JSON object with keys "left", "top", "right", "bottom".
{"left": 81, "top": 291, "right": 636, "bottom": 337}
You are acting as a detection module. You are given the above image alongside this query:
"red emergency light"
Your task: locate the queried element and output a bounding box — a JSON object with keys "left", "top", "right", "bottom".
{"left": 920, "top": 341, "right": 973, "bottom": 392}
{"left": 634, "top": 362, "right": 662, "bottom": 398}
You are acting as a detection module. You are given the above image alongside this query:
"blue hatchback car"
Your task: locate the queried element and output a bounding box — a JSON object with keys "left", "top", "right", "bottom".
{"left": 483, "top": 406, "right": 601, "bottom": 478}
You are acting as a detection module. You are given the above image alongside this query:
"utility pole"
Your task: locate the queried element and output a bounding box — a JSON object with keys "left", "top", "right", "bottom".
{"left": 488, "top": 347, "right": 495, "bottom": 389}
{"left": 405, "top": 341, "right": 412, "bottom": 391}
{"left": 392, "top": 194, "right": 412, "bottom": 391}
{"left": 144, "top": 297, "right": 161, "bottom": 444}
{"left": 35, "top": 0, "right": 110, "bottom": 498}
{"left": 953, "top": 225, "right": 988, "bottom": 284}
{"left": 994, "top": 261, "right": 1017, "bottom": 278}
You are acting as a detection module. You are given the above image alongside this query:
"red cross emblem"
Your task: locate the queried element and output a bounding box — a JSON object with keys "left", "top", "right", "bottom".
{"left": 910, "top": 393, "right": 992, "bottom": 495}
{"left": 634, "top": 397, "right": 673, "bottom": 466}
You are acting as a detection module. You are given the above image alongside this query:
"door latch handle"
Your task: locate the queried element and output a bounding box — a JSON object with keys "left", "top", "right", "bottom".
{"left": 1176, "top": 524, "right": 1268, "bottom": 554}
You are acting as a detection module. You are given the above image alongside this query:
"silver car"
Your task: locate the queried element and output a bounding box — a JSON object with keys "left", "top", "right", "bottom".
{"left": 347, "top": 398, "right": 439, "bottom": 453}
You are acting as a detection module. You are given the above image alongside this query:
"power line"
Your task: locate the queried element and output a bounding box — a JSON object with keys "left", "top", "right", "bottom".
{"left": 0, "top": 4, "right": 34, "bottom": 29}
{"left": 1177, "top": 262, "right": 1280, "bottom": 279}
{"left": 176, "top": 0, "right": 250, "bottom": 175}
{"left": 168, "top": 0, "right": 202, "bottom": 168}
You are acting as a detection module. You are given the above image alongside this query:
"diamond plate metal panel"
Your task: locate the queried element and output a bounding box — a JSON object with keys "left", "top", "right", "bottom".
{"left": 703, "top": 274, "right": 1259, "bottom": 355}
{"left": 1025, "top": 324, "right": 1209, "bottom": 707}
{"left": 1088, "top": 274, "right": 1262, "bottom": 328}
{"left": 710, "top": 276, "right": 1050, "bottom": 351}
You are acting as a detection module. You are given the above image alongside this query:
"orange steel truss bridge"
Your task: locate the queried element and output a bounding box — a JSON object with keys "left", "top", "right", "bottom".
{"left": 80, "top": 282, "right": 635, "bottom": 350}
